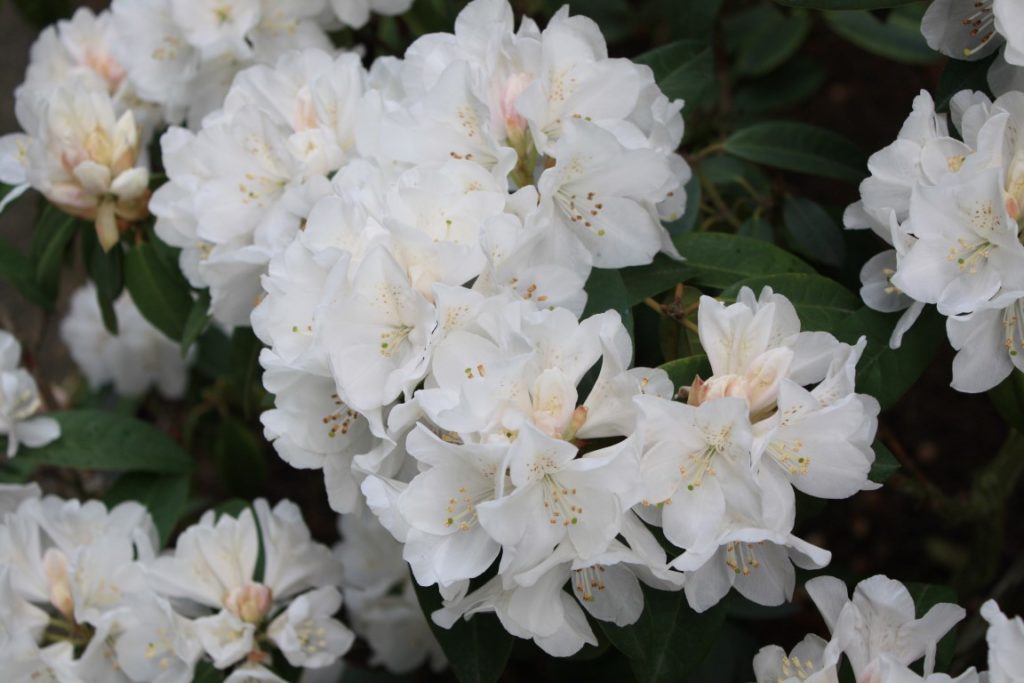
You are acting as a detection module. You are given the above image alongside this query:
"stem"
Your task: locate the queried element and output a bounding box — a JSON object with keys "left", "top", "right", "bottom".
{"left": 697, "top": 169, "right": 743, "bottom": 231}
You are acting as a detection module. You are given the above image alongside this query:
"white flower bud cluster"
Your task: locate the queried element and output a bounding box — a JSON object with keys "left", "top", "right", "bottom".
{"left": 0, "top": 330, "right": 59, "bottom": 457}
{"left": 751, "top": 574, "right": 1022, "bottom": 683}
{"left": 847, "top": 89, "right": 1024, "bottom": 393}
{"left": 0, "top": 485, "right": 355, "bottom": 683}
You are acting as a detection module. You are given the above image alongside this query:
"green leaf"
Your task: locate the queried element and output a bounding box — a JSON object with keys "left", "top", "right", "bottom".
{"left": 721, "top": 273, "right": 859, "bottom": 332}
{"left": 737, "top": 215, "right": 776, "bottom": 243}
{"left": 936, "top": 54, "right": 997, "bottom": 113}
{"left": 181, "top": 290, "right": 212, "bottom": 355}
{"left": 824, "top": 7, "right": 940, "bottom": 65}
{"left": 723, "top": 121, "right": 868, "bottom": 184}
{"left": 583, "top": 269, "right": 635, "bottom": 341}
{"left": 727, "top": 5, "right": 812, "bottom": 78}
{"left": 600, "top": 585, "right": 725, "bottom": 682}
{"left": 31, "top": 204, "right": 79, "bottom": 303}
{"left": 674, "top": 232, "right": 813, "bottom": 290}
{"left": 660, "top": 354, "right": 711, "bottom": 391}
{"left": 19, "top": 410, "right": 193, "bottom": 474}
{"left": 989, "top": 371, "right": 1024, "bottom": 432}
{"left": 774, "top": 0, "right": 921, "bottom": 8}
{"left": 734, "top": 58, "right": 827, "bottom": 114}
{"left": 412, "top": 582, "right": 513, "bottom": 683}
{"left": 231, "top": 327, "right": 263, "bottom": 419}
{"left": 907, "top": 583, "right": 959, "bottom": 672}
{"left": 124, "top": 241, "right": 193, "bottom": 341}
{"left": 192, "top": 661, "right": 226, "bottom": 683}
{"left": 619, "top": 254, "right": 689, "bottom": 305}
{"left": 781, "top": 196, "right": 847, "bottom": 268}
{"left": 833, "top": 307, "right": 945, "bottom": 410}
{"left": 213, "top": 417, "right": 268, "bottom": 498}
{"left": 83, "top": 230, "right": 125, "bottom": 335}
{"left": 104, "top": 472, "right": 189, "bottom": 546}
{"left": 635, "top": 40, "right": 717, "bottom": 109}
{"left": 0, "top": 236, "right": 51, "bottom": 308}
{"left": 869, "top": 440, "right": 900, "bottom": 483}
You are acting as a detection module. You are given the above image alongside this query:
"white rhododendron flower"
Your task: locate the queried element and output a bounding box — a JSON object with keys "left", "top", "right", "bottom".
{"left": 752, "top": 634, "right": 838, "bottom": 683}
{"left": 849, "top": 88, "right": 1024, "bottom": 392}
{"left": 61, "top": 284, "right": 193, "bottom": 399}
{"left": 0, "top": 330, "right": 60, "bottom": 457}
{"left": 922, "top": 0, "right": 1024, "bottom": 96}
{"left": 981, "top": 600, "right": 1024, "bottom": 682}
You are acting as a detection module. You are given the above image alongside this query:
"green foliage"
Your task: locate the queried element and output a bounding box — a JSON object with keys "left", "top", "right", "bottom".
{"left": 600, "top": 586, "right": 726, "bottom": 683}
{"left": 824, "top": 6, "right": 939, "bottom": 65}
{"left": 0, "top": 236, "right": 50, "bottom": 308}
{"left": 781, "top": 196, "right": 847, "bottom": 268}
{"left": 619, "top": 254, "right": 689, "bottom": 305}
{"left": 660, "top": 354, "right": 712, "bottom": 391}
{"left": 213, "top": 417, "right": 268, "bottom": 498}
{"left": 105, "top": 472, "right": 190, "bottom": 546}
{"left": 869, "top": 440, "right": 901, "bottom": 483}
{"left": 412, "top": 582, "right": 513, "bottom": 683}
{"left": 724, "top": 5, "right": 812, "bottom": 78}
{"left": 181, "top": 290, "right": 212, "bottom": 355}
{"left": 16, "top": 410, "right": 193, "bottom": 474}
{"left": 82, "top": 229, "right": 125, "bottom": 335}
{"left": 988, "top": 371, "right": 1024, "bottom": 433}
{"left": 723, "top": 122, "right": 868, "bottom": 184}
{"left": 30, "top": 204, "right": 79, "bottom": 306}
{"left": 125, "top": 239, "right": 194, "bottom": 341}
{"left": 733, "top": 58, "right": 827, "bottom": 115}
{"left": 721, "top": 273, "right": 860, "bottom": 332}
{"left": 635, "top": 40, "right": 717, "bottom": 110}
{"left": 674, "top": 232, "right": 813, "bottom": 290}
{"left": 583, "top": 269, "right": 635, "bottom": 340}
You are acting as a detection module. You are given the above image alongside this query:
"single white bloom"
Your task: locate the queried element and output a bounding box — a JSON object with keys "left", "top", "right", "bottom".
{"left": 267, "top": 586, "right": 355, "bottom": 668}
{"left": 981, "top": 599, "right": 1024, "bottom": 683}
{"left": 752, "top": 634, "right": 839, "bottom": 683}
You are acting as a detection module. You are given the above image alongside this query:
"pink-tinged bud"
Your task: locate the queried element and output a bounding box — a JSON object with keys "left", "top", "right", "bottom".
{"left": 43, "top": 548, "right": 75, "bottom": 621}
{"left": 1007, "top": 194, "right": 1021, "bottom": 221}
{"left": 224, "top": 582, "right": 273, "bottom": 624}
{"left": 500, "top": 73, "right": 533, "bottom": 140}
{"left": 689, "top": 374, "right": 749, "bottom": 406}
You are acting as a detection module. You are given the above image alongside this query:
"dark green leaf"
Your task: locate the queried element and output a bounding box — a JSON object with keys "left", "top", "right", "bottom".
{"left": 833, "top": 307, "right": 945, "bottom": 409}
{"left": 192, "top": 661, "right": 226, "bottom": 683}
{"left": 660, "top": 354, "right": 711, "bottom": 391}
{"left": 635, "top": 40, "right": 717, "bottom": 109}
{"left": 619, "top": 254, "right": 689, "bottom": 305}
{"left": 583, "top": 269, "right": 635, "bottom": 342}
{"left": 869, "top": 440, "right": 900, "bottom": 483}
{"left": 182, "top": 290, "right": 212, "bottom": 355}
{"left": 214, "top": 417, "right": 268, "bottom": 498}
{"left": 782, "top": 196, "right": 847, "bottom": 268}
{"left": 721, "top": 273, "right": 859, "bottom": 332}
{"left": 342, "top": 666, "right": 416, "bottom": 683}
{"left": 989, "top": 371, "right": 1024, "bottom": 432}
{"left": 936, "top": 54, "right": 997, "bottom": 113}
{"left": 0, "top": 236, "right": 51, "bottom": 308}
{"left": 231, "top": 327, "right": 263, "bottom": 419}
{"left": 674, "top": 232, "right": 813, "bottom": 290}
{"left": 83, "top": 230, "right": 125, "bottom": 335}
{"left": 412, "top": 582, "right": 513, "bottom": 683}
{"left": 728, "top": 5, "right": 812, "bottom": 78}
{"left": 124, "top": 241, "right": 193, "bottom": 341}
{"left": 737, "top": 215, "right": 775, "bottom": 243}
{"left": 18, "top": 410, "right": 193, "bottom": 474}
{"left": 774, "top": 0, "right": 921, "bottom": 8}
{"left": 824, "top": 7, "right": 940, "bottom": 65}
{"left": 734, "top": 58, "right": 827, "bottom": 114}
{"left": 31, "top": 204, "right": 79, "bottom": 303}
{"left": 907, "top": 583, "right": 959, "bottom": 672}
{"left": 104, "top": 472, "right": 189, "bottom": 546}
{"left": 724, "top": 122, "right": 868, "bottom": 184}
{"left": 600, "top": 585, "right": 725, "bottom": 682}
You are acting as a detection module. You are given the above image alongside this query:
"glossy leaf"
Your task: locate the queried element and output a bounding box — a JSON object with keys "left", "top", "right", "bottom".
{"left": 600, "top": 585, "right": 726, "bottom": 683}
{"left": 660, "top": 354, "right": 711, "bottom": 391}
{"left": 619, "top": 254, "right": 689, "bottom": 305}
{"left": 412, "top": 582, "right": 513, "bottom": 683}
{"left": 125, "top": 241, "right": 194, "bottom": 341}
{"left": 181, "top": 290, "right": 212, "bottom": 355}
{"left": 583, "top": 268, "right": 635, "bottom": 341}
{"left": 781, "top": 196, "right": 847, "bottom": 268}
{"left": 734, "top": 58, "right": 827, "bottom": 114}
{"left": 988, "top": 371, "right": 1024, "bottom": 433}
{"left": 727, "top": 5, "right": 812, "bottom": 78}
{"left": 936, "top": 55, "right": 997, "bottom": 113}
{"left": 674, "top": 232, "right": 813, "bottom": 290}
{"left": 635, "top": 40, "right": 717, "bottom": 109}
{"left": 214, "top": 417, "right": 268, "bottom": 498}
{"left": 824, "top": 7, "right": 940, "bottom": 65}
{"left": 869, "top": 440, "right": 900, "bottom": 483}
{"left": 17, "top": 410, "right": 193, "bottom": 474}
{"left": 0, "top": 236, "right": 50, "bottom": 308}
{"left": 723, "top": 121, "right": 868, "bottom": 184}
{"left": 83, "top": 230, "right": 125, "bottom": 335}
{"left": 31, "top": 204, "right": 78, "bottom": 303}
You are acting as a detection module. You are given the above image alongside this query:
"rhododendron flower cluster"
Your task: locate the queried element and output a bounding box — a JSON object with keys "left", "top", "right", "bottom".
{"left": 752, "top": 574, "right": 1024, "bottom": 683}
{"left": 0, "top": 485, "right": 355, "bottom": 682}
{"left": 847, "top": 89, "right": 1024, "bottom": 393}
{"left": 0, "top": 330, "right": 59, "bottom": 457}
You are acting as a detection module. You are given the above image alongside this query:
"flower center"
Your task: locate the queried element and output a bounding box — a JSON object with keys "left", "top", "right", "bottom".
{"left": 224, "top": 582, "right": 273, "bottom": 624}
{"left": 572, "top": 564, "right": 607, "bottom": 603}
{"left": 724, "top": 541, "right": 762, "bottom": 576}
{"left": 960, "top": 1, "right": 997, "bottom": 57}
{"left": 542, "top": 474, "right": 582, "bottom": 527}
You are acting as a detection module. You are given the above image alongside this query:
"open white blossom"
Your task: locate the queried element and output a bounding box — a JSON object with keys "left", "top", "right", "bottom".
{"left": 0, "top": 330, "right": 60, "bottom": 457}
{"left": 61, "top": 284, "right": 193, "bottom": 399}
{"left": 981, "top": 599, "right": 1024, "bottom": 682}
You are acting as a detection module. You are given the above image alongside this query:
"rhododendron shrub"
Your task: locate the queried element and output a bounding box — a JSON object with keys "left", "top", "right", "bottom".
{"left": 0, "top": 0, "right": 1022, "bottom": 681}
